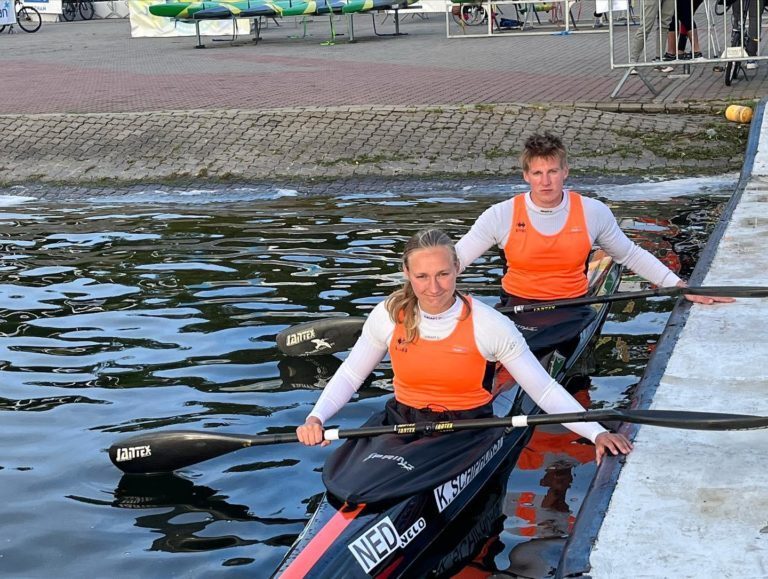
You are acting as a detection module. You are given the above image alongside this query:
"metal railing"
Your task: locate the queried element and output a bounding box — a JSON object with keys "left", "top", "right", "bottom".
{"left": 608, "top": 0, "right": 766, "bottom": 96}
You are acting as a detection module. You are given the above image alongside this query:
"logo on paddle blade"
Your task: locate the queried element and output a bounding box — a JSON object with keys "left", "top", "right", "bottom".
{"left": 309, "top": 338, "right": 333, "bottom": 352}
{"left": 114, "top": 445, "right": 152, "bottom": 462}
{"left": 285, "top": 329, "right": 315, "bottom": 346}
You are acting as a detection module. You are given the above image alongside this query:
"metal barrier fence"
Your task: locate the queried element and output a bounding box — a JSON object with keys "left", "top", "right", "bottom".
{"left": 608, "top": 0, "right": 766, "bottom": 96}
{"left": 445, "top": 0, "right": 633, "bottom": 37}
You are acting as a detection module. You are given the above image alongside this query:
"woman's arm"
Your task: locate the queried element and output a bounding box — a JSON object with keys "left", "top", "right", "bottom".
{"left": 498, "top": 342, "right": 633, "bottom": 463}
{"left": 306, "top": 332, "right": 387, "bottom": 424}
{"left": 297, "top": 306, "right": 392, "bottom": 446}
{"left": 474, "top": 304, "right": 633, "bottom": 463}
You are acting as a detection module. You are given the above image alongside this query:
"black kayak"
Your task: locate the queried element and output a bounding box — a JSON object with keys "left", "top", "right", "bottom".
{"left": 273, "top": 251, "right": 622, "bottom": 578}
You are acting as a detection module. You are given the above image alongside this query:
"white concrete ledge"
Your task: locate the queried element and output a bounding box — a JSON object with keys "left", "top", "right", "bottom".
{"left": 588, "top": 102, "right": 768, "bottom": 578}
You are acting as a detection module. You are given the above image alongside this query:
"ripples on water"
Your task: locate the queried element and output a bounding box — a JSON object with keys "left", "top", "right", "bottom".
{"left": 0, "top": 177, "right": 735, "bottom": 577}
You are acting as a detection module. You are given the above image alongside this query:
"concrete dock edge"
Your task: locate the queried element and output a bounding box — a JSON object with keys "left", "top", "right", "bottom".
{"left": 556, "top": 96, "right": 768, "bottom": 579}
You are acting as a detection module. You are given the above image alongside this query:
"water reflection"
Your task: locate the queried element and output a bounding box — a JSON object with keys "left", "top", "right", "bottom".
{"left": 278, "top": 355, "right": 342, "bottom": 390}
{"left": 0, "top": 179, "right": 733, "bottom": 577}
{"left": 0, "top": 394, "right": 106, "bottom": 411}
{"left": 498, "top": 378, "right": 599, "bottom": 576}
{"left": 69, "top": 474, "right": 262, "bottom": 554}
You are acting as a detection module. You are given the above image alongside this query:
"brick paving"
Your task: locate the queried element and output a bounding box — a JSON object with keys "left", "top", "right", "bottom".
{"left": 0, "top": 17, "right": 762, "bottom": 187}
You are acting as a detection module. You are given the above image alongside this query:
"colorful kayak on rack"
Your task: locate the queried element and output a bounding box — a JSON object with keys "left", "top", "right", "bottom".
{"left": 149, "top": 0, "right": 415, "bottom": 20}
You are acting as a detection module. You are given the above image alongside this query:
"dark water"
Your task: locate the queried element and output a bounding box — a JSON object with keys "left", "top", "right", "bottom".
{"left": 0, "top": 177, "right": 734, "bottom": 578}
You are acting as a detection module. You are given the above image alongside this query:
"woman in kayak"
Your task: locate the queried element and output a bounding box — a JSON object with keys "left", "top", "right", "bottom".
{"left": 296, "top": 228, "right": 632, "bottom": 465}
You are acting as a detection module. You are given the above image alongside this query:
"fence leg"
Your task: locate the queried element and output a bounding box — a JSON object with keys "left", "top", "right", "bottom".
{"left": 611, "top": 67, "right": 659, "bottom": 98}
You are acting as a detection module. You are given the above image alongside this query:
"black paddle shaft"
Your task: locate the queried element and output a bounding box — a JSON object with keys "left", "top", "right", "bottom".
{"left": 109, "top": 409, "right": 768, "bottom": 474}
{"left": 499, "top": 286, "right": 768, "bottom": 314}
{"left": 275, "top": 286, "right": 768, "bottom": 356}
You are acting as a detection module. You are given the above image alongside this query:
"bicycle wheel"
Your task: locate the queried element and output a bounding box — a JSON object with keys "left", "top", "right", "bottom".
{"left": 456, "top": 4, "right": 487, "bottom": 25}
{"left": 79, "top": 1, "right": 94, "bottom": 20}
{"left": 62, "top": 0, "right": 77, "bottom": 21}
{"left": 17, "top": 6, "right": 41, "bottom": 32}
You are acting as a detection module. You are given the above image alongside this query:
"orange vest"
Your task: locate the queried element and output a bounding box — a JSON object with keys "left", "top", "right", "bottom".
{"left": 502, "top": 191, "right": 592, "bottom": 300}
{"left": 389, "top": 297, "right": 493, "bottom": 411}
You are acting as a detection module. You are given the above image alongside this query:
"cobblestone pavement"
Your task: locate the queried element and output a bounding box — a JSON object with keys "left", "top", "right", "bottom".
{"left": 0, "top": 104, "right": 748, "bottom": 187}
{"left": 0, "top": 18, "right": 760, "bottom": 188}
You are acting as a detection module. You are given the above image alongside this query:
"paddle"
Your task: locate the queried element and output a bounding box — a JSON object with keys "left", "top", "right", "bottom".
{"left": 109, "top": 409, "right": 768, "bottom": 474}
{"left": 498, "top": 285, "right": 768, "bottom": 314}
{"left": 276, "top": 317, "right": 366, "bottom": 357}
{"left": 275, "top": 286, "right": 768, "bottom": 356}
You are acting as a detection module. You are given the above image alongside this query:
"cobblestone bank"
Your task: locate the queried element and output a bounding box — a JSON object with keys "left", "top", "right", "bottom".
{"left": 0, "top": 104, "right": 749, "bottom": 187}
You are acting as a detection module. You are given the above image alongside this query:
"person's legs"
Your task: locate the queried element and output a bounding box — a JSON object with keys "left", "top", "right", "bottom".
{"left": 631, "top": 0, "right": 663, "bottom": 61}
{"left": 690, "top": 0, "right": 704, "bottom": 54}
{"left": 690, "top": 28, "right": 701, "bottom": 54}
{"left": 659, "top": 0, "right": 678, "bottom": 41}
{"left": 747, "top": 0, "right": 765, "bottom": 57}
{"left": 666, "top": 30, "right": 678, "bottom": 56}
{"left": 594, "top": 10, "right": 604, "bottom": 27}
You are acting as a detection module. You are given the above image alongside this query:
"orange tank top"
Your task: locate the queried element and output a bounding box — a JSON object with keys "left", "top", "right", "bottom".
{"left": 389, "top": 297, "right": 493, "bottom": 411}
{"left": 502, "top": 191, "right": 592, "bottom": 300}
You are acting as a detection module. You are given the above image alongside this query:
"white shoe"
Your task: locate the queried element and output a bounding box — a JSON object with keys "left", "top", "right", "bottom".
{"left": 746, "top": 60, "right": 758, "bottom": 70}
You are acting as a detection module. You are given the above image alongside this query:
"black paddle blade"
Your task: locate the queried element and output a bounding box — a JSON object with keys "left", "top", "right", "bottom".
{"left": 276, "top": 317, "right": 366, "bottom": 357}
{"left": 109, "top": 430, "right": 252, "bottom": 474}
{"left": 684, "top": 286, "right": 768, "bottom": 298}
{"left": 616, "top": 409, "right": 768, "bottom": 430}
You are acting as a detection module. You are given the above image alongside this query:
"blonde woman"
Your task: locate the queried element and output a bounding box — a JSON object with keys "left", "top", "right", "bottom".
{"left": 297, "top": 228, "right": 632, "bottom": 465}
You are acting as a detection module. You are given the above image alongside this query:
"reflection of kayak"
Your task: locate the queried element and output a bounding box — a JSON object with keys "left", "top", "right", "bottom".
{"left": 278, "top": 355, "right": 342, "bottom": 391}
{"left": 621, "top": 217, "right": 682, "bottom": 274}
{"left": 149, "top": 0, "right": 415, "bottom": 20}
{"left": 273, "top": 250, "right": 622, "bottom": 577}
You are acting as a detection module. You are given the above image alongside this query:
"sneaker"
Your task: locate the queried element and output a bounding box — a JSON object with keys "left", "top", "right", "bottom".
{"left": 654, "top": 65, "right": 675, "bottom": 73}
{"left": 629, "top": 68, "right": 638, "bottom": 75}
{"left": 593, "top": 17, "right": 603, "bottom": 28}
{"left": 693, "top": 51, "right": 704, "bottom": 59}
{"left": 662, "top": 52, "right": 676, "bottom": 61}
{"left": 746, "top": 60, "right": 758, "bottom": 69}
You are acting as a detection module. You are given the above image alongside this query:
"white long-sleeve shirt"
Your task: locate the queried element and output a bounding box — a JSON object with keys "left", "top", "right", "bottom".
{"left": 307, "top": 297, "right": 606, "bottom": 443}
{"left": 455, "top": 191, "right": 682, "bottom": 288}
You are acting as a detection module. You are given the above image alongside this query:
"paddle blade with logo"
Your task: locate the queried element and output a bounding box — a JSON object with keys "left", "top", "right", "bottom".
{"left": 109, "top": 430, "right": 254, "bottom": 474}
{"left": 276, "top": 317, "right": 366, "bottom": 357}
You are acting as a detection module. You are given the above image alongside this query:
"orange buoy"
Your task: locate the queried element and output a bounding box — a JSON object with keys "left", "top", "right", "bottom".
{"left": 725, "top": 104, "right": 753, "bottom": 124}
